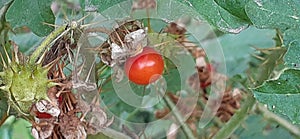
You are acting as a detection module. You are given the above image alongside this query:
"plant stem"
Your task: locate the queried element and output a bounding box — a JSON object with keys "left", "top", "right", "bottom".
{"left": 256, "top": 104, "right": 300, "bottom": 138}
{"left": 213, "top": 95, "right": 256, "bottom": 139}
{"left": 29, "top": 25, "right": 68, "bottom": 65}
{"left": 162, "top": 93, "right": 197, "bottom": 139}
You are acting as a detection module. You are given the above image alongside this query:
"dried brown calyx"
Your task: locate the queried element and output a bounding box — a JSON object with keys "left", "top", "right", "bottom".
{"left": 215, "top": 88, "right": 243, "bottom": 122}
{"left": 31, "top": 71, "right": 113, "bottom": 139}
{"left": 31, "top": 118, "right": 56, "bottom": 139}
{"left": 59, "top": 109, "right": 87, "bottom": 139}
{"left": 97, "top": 20, "right": 147, "bottom": 67}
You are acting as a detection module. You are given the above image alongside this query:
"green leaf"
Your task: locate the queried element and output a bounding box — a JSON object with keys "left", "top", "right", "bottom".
{"left": 283, "top": 29, "right": 300, "bottom": 68}
{"left": 177, "top": 0, "right": 249, "bottom": 33}
{"left": 155, "top": 0, "right": 199, "bottom": 21}
{"left": 283, "top": 29, "right": 300, "bottom": 46}
{"left": 214, "top": 0, "right": 251, "bottom": 21}
{"left": 249, "top": 47, "right": 286, "bottom": 86}
{"left": 5, "top": 0, "right": 54, "bottom": 37}
{"left": 0, "top": 116, "right": 33, "bottom": 139}
{"left": 284, "top": 41, "right": 300, "bottom": 68}
{"left": 11, "top": 118, "right": 33, "bottom": 139}
{"left": 9, "top": 32, "right": 42, "bottom": 54}
{"left": 245, "top": 0, "right": 300, "bottom": 30}
{"left": 91, "top": 0, "right": 127, "bottom": 12}
{"left": 253, "top": 69, "right": 300, "bottom": 124}
{"left": 162, "top": 68, "right": 181, "bottom": 92}
{"left": 0, "top": 116, "right": 14, "bottom": 139}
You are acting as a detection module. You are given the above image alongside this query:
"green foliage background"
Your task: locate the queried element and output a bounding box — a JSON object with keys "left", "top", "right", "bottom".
{"left": 0, "top": 0, "right": 300, "bottom": 138}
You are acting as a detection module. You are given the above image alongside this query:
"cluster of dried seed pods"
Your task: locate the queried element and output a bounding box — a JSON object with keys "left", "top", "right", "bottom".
{"left": 28, "top": 29, "right": 113, "bottom": 138}
{"left": 97, "top": 20, "right": 147, "bottom": 67}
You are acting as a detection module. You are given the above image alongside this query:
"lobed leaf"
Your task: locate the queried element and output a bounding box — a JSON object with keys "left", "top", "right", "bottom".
{"left": 283, "top": 29, "right": 300, "bottom": 68}
{"left": 245, "top": 1, "right": 300, "bottom": 69}
{"left": 284, "top": 42, "right": 300, "bottom": 68}
{"left": 253, "top": 69, "right": 300, "bottom": 124}
{"left": 214, "top": 0, "right": 251, "bottom": 21}
{"left": 155, "top": 0, "right": 199, "bottom": 21}
{"left": 245, "top": 0, "right": 300, "bottom": 31}
{"left": 251, "top": 47, "right": 286, "bottom": 86}
{"left": 0, "top": 117, "right": 33, "bottom": 139}
{"left": 5, "top": 0, "right": 54, "bottom": 37}
{"left": 9, "top": 32, "right": 42, "bottom": 54}
{"left": 176, "top": 0, "right": 249, "bottom": 33}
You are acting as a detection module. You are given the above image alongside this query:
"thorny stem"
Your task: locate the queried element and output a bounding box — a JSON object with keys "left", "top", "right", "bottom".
{"left": 161, "top": 92, "right": 197, "bottom": 139}
{"left": 29, "top": 25, "right": 68, "bottom": 65}
{"left": 213, "top": 95, "right": 256, "bottom": 139}
{"left": 256, "top": 104, "right": 300, "bottom": 138}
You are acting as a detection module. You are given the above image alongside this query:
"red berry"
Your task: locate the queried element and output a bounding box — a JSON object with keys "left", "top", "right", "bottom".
{"left": 124, "top": 47, "right": 164, "bottom": 85}
{"left": 35, "top": 112, "right": 53, "bottom": 119}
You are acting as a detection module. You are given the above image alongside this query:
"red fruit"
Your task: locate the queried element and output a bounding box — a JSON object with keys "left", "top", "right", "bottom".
{"left": 35, "top": 112, "right": 53, "bottom": 119}
{"left": 124, "top": 47, "right": 164, "bottom": 85}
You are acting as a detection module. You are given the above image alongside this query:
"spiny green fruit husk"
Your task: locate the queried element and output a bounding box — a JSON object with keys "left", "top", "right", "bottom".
{"left": 0, "top": 57, "right": 53, "bottom": 116}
